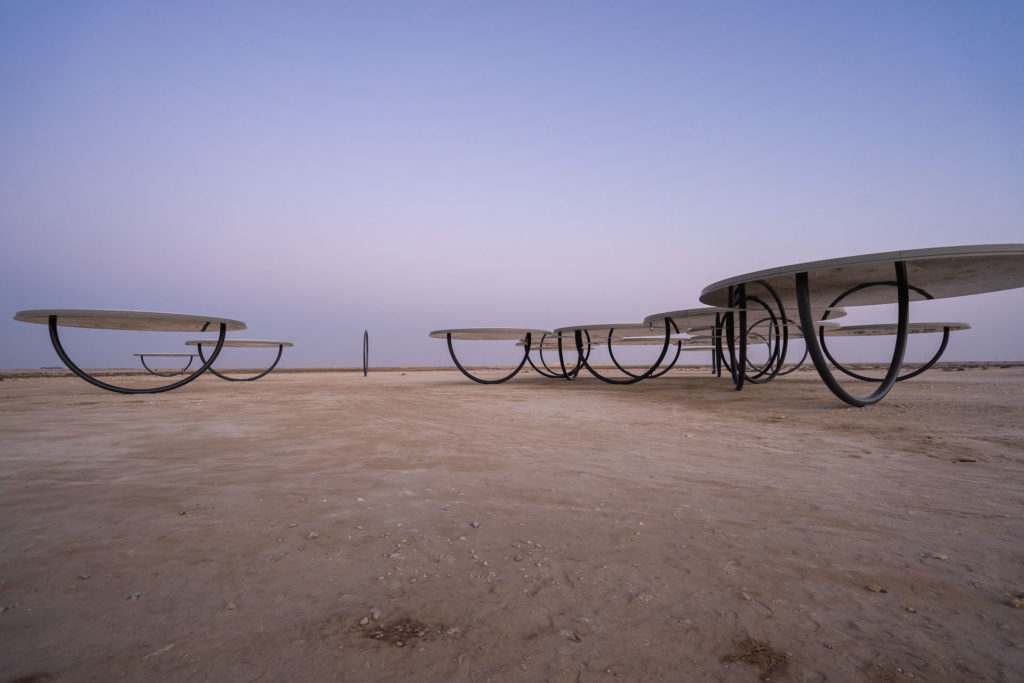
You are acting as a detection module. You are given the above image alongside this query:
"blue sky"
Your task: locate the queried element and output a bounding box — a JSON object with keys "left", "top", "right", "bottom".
{"left": 2, "top": 1, "right": 1022, "bottom": 369}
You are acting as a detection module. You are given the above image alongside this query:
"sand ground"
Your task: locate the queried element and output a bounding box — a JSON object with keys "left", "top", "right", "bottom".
{"left": 1, "top": 366, "right": 1022, "bottom": 682}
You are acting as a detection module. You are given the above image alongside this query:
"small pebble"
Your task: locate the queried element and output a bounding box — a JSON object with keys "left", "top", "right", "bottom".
{"left": 905, "top": 606, "right": 917, "bottom": 613}
{"left": 929, "top": 553, "right": 949, "bottom": 560}
{"left": 287, "top": 523, "right": 297, "bottom": 528}
{"left": 307, "top": 531, "right": 319, "bottom": 540}
{"left": 470, "top": 521, "right": 480, "bottom": 529}
{"left": 226, "top": 601, "right": 237, "bottom": 610}
{"left": 126, "top": 592, "right": 141, "bottom": 601}
{"left": 370, "top": 608, "right": 382, "bottom": 621}
{"left": 866, "top": 584, "right": 888, "bottom": 593}
{"left": 1007, "top": 596, "right": 1024, "bottom": 609}
{"left": 359, "top": 616, "right": 369, "bottom": 626}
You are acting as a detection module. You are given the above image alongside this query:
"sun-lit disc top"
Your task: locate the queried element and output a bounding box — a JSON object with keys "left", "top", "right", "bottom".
{"left": 641, "top": 307, "right": 735, "bottom": 327}
{"left": 429, "top": 328, "right": 550, "bottom": 341}
{"left": 700, "top": 244, "right": 1024, "bottom": 308}
{"left": 552, "top": 323, "right": 672, "bottom": 340}
{"left": 185, "top": 339, "right": 293, "bottom": 348}
{"left": 13, "top": 309, "right": 247, "bottom": 332}
{"left": 132, "top": 352, "right": 198, "bottom": 357}
{"left": 826, "top": 322, "right": 971, "bottom": 337}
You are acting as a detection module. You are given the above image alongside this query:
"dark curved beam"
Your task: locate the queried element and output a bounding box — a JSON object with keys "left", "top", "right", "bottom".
{"left": 818, "top": 282, "right": 950, "bottom": 383}
{"left": 48, "top": 317, "right": 226, "bottom": 394}
{"left": 138, "top": 354, "right": 196, "bottom": 377}
{"left": 797, "top": 262, "right": 910, "bottom": 407}
{"left": 195, "top": 342, "right": 285, "bottom": 382}
{"left": 446, "top": 332, "right": 532, "bottom": 384}
{"left": 577, "top": 320, "right": 673, "bottom": 385}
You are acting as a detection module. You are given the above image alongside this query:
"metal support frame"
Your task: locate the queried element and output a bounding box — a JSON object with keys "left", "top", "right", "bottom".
{"left": 722, "top": 285, "right": 748, "bottom": 390}
{"left": 446, "top": 332, "right": 532, "bottom": 384}
{"left": 48, "top": 317, "right": 227, "bottom": 394}
{"left": 138, "top": 354, "right": 196, "bottom": 377}
{"left": 607, "top": 338, "right": 682, "bottom": 379}
{"left": 195, "top": 342, "right": 285, "bottom": 382}
{"left": 797, "top": 262, "right": 910, "bottom": 407}
{"left": 818, "top": 282, "right": 951, "bottom": 383}
{"left": 604, "top": 321, "right": 682, "bottom": 380}
{"left": 363, "top": 330, "right": 369, "bottom": 377}
{"left": 526, "top": 334, "right": 588, "bottom": 379}
{"left": 718, "top": 280, "right": 794, "bottom": 387}
{"left": 574, "top": 319, "right": 675, "bottom": 385}
{"left": 742, "top": 317, "right": 809, "bottom": 376}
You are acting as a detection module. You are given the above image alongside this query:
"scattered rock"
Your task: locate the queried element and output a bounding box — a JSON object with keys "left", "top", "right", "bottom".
{"left": 359, "top": 616, "right": 369, "bottom": 626}
{"left": 370, "top": 608, "right": 382, "bottom": 622}
{"left": 904, "top": 606, "right": 917, "bottom": 613}
{"left": 306, "top": 531, "right": 319, "bottom": 540}
{"left": 1006, "top": 594, "right": 1024, "bottom": 609}
{"left": 470, "top": 521, "right": 480, "bottom": 529}
{"left": 866, "top": 584, "right": 888, "bottom": 594}
{"left": 929, "top": 553, "right": 949, "bottom": 560}
{"left": 363, "top": 617, "right": 429, "bottom": 646}
{"left": 721, "top": 637, "right": 789, "bottom": 682}
{"left": 126, "top": 592, "right": 141, "bottom": 601}
{"left": 226, "top": 601, "right": 237, "bottom": 610}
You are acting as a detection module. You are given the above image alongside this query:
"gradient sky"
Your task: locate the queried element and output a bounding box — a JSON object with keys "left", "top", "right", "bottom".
{"left": 2, "top": 1, "right": 1022, "bottom": 369}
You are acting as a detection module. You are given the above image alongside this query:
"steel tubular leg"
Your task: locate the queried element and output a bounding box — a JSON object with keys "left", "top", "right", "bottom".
{"left": 527, "top": 334, "right": 575, "bottom": 379}
{"left": 724, "top": 285, "right": 747, "bottom": 390}
{"left": 556, "top": 331, "right": 586, "bottom": 381}
{"left": 363, "top": 330, "right": 369, "bottom": 377}
{"left": 139, "top": 354, "right": 195, "bottom": 377}
{"left": 446, "top": 333, "right": 532, "bottom": 384}
{"left": 48, "top": 317, "right": 227, "bottom": 394}
{"left": 714, "top": 314, "right": 722, "bottom": 377}
{"left": 196, "top": 343, "right": 285, "bottom": 382}
{"left": 797, "top": 262, "right": 910, "bottom": 406}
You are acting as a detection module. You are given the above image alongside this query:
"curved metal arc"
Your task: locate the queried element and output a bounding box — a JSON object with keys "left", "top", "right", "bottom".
{"left": 797, "top": 262, "right": 910, "bottom": 407}
{"left": 446, "top": 332, "right": 531, "bottom": 384}
{"left": 818, "top": 283, "right": 949, "bottom": 383}
{"left": 363, "top": 330, "right": 369, "bottom": 377}
{"left": 195, "top": 342, "right": 284, "bottom": 382}
{"left": 579, "top": 321, "right": 673, "bottom": 385}
{"left": 48, "top": 317, "right": 227, "bottom": 394}
{"left": 556, "top": 331, "right": 587, "bottom": 381}
{"left": 605, "top": 320, "right": 682, "bottom": 380}
{"left": 739, "top": 296, "right": 780, "bottom": 383}
{"left": 138, "top": 353, "right": 195, "bottom": 377}
{"left": 740, "top": 279, "right": 790, "bottom": 384}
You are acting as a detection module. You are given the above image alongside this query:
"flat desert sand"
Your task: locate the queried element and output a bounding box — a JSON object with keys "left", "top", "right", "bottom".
{"left": 1, "top": 366, "right": 1023, "bottom": 682}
